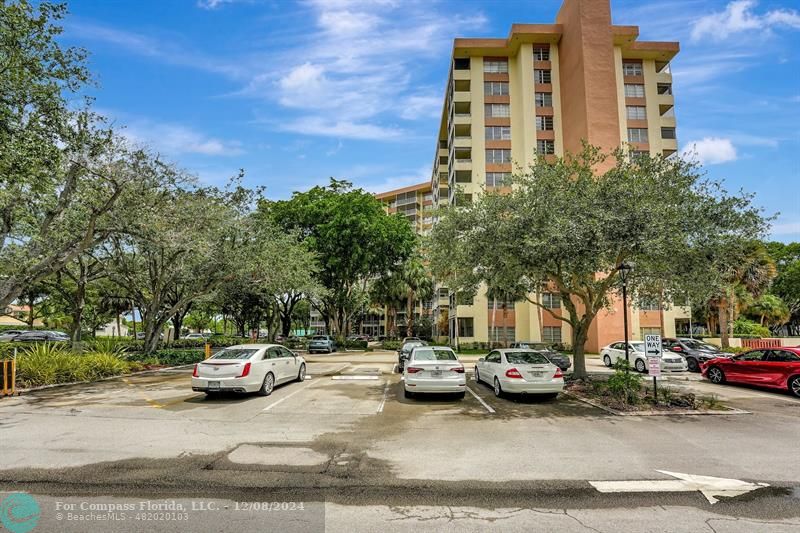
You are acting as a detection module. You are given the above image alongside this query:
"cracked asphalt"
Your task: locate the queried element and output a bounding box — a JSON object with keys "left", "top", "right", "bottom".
{"left": 0, "top": 352, "right": 798, "bottom": 532}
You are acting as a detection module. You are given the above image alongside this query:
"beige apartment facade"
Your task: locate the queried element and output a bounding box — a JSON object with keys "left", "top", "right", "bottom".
{"left": 376, "top": 0, "right": 689, "bottom": 351}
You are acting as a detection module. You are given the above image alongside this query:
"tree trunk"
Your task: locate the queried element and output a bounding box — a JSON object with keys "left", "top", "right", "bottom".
{"left": 406, "top": 290, "right": 414, "bottom": 338}
{"left": 571, "top": 318, "right": 591, "bottom": 380}
{"left": 171, "top": 314, "right": 183, "bottom": 342}
{"left": 719, "top": 296, "right": 730, "bottom": 348}
{"left": 116, "top": 314, "right": 122, "bottom": 338}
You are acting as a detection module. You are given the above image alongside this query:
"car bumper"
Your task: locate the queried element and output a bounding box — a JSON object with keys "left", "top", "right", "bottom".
{"left": 499, "top": 379, "right": 564, "bottom": 394}
{"left": 661, "top": 363, "right": 688, "bottom": 372}
{"left": 405, "top": 377, "right": 466, "bottom": 393}
{"left": 191, "top": 377, "right": 256, "bottom": 393}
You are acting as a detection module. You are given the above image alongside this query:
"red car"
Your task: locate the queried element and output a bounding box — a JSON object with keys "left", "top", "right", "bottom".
{"left": 701, "top": 347, "right": 800, "bottom": 398}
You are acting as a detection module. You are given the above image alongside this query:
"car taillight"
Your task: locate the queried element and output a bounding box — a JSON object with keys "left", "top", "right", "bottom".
{"left": 553, "top": 367, "right": 563, "bottom": 379}
{"left": 192, "top": 364, "right": 199, "bottom": 377}
{"left": 672, "top": 346, "right": 682, "bottom": 351}
{"left": 238, "top": 362, "right": 251, "bottom": 378}
{"left": 451, "top": 366, "right": 465, "bottom": 373}
{"left": 505, "top": 368, "right": 523, "bottom": 379}
{"left": 407, "top": 367, "right": 423, "bottom": 373}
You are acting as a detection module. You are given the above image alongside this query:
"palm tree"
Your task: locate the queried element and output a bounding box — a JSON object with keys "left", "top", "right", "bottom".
{"left": 747, "top": 294, "right": 790, "bottom": 329}
{"left": 401, "top": 257, "right": 433, "bottom": 338}
{"left": 370, "top": 272, "right": 405, "bottom": 338}
{"left": 717, "top": 243, "right": 777, "bottom": 347}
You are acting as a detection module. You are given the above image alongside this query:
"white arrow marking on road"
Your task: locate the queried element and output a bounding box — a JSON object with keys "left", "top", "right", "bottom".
{"left": 589, "top": 470, "right": 769, "bottom": 504}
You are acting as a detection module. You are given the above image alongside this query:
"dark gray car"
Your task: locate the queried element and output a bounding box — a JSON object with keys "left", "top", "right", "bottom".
{"left": 397, "top": 341, "right": 426, "bottom": 372}
{"left": 662, "top": 337, "right": 724, "bottom": 372}
{"left": 508, "top": 342, "right": 571, "bottom": 371}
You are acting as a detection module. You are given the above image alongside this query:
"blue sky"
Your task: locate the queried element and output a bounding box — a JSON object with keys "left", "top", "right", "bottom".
{"left": 61, "top": 0, "right": 799, "bottom": 241}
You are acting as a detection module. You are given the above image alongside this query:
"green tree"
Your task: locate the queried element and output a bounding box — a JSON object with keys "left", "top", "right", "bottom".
{"left": 262, "top": 179, "right": 416, "bottom": 337}
{"left": 0, "top": 2, "right": 164, "bottom": 308}
{"left": 429, "top": 146, "right": 768, "bottom": 378}
{"left": 745, "top": 294, "right": 790, "bottom": 329}
{"left": 767, "top": 242, "right": 800, "bottom": 335}
{"left": 399, "top": 255, "right": 433, "bottom": 338}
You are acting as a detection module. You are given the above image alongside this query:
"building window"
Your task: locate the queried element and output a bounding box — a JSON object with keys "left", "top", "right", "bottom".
{"left": 623, "top": 62, "right": 643, "bottom": 76}
{"left": 484, "top": 81, "right": 509, "bottom": 96}
{"left": 641, "top": 327, "right": 662, "bottom": 338}
{"left": 543, "top": 326, "right": 562, "bottom": 343}
{"left": 536, "top": 139, "right": 555, "bottom": 154}
{"left": 631, "top": 150, "right": 649, "bottom": 160}
{"left": 455, "top": 170, "right": 471, "bottom": 183}
{"left": 438, "top": 288, "right": 449, "bottom": 299}
{"left": 657, "top": 83, "right": 672, "bottom": 95}
{"left": 483, "top": 59, "right": 508, "bottom": 73}
{"left": 661, "top": 127, "right": 676, "bottom": 139}
{"left": 624, "top": 84, "right": 645, "bottom": 98}
{"left": 627, "top": 128, "right": 648, "bottom": 143}
{"left": 535, "top": 92, "right": 553, "bottom": 107}
{"left": 626, "top": 106, "right": 647, "bottom": 120}
{"left": 457, "top": 318, "right": 475, "bottom": 337}
{"left": 487, "top": 299, "right": 515, "bottom": 309}
{"left": 484, "top": 103, "right": 510, "bottom": 118}
{"left": 535, "top": 116, "right": 554, "bottom": 131}
{"left": 533, "top": 46, "right": 550, "bottom": 61}
{"left": 542, "top": 293, "right": 561, "bottom": 309}
{"left": 454, "top": 57, "right": 470, "bottom": 70}
{"left": 639, "top": 299, "right": 661, "bottom": 311}
{"left": 486, "top": 149, "right": 512, "bottom": 164}
{"left": 534, "top": 69, "right": 551, "bottom": 84}
{"left": 492, "top": 327, "right": 516, "bottom": 344}
{"left": 486, "top": 172, "right": 510, "bottom": 187}
{"left": 485, "top": 126, "right": 511, "bottom": 140}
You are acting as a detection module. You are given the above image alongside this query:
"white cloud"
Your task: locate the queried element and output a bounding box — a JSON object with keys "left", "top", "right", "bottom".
{"left": 691, "top": 1, "right": 800, "bottom": 42}
{"left": 278, "top": 117, "right": 404, "bottom": 140}
{"left": 122, "top": 120, "right": 244, "bottom": 156}
{"left": 771, "top": 219, "right": 800, "bottom": 236}
{"left": 400, "top": 94, "right": 442, "bottom": 120}
{"left": 681, "top": 137, "right": 737, "bottom": 165}
{"left": 361, "top": 164, "right": 431, "bottom": 194}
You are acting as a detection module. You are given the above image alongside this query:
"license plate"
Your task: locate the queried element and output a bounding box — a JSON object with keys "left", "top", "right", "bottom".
{"left": 208, "top": 381, "right": 220, "bottom": 390}
{"left": 529, "top": 372, "right": 543, "bottom": 378}
{"left": 431, "top": 370, "right": 442, "bottom": 377}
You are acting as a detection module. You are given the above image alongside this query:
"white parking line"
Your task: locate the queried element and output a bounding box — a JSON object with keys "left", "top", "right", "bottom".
{"left": 262, "top": 380, "right": 318, "bottom": 412}
{"left": 377, "top": 381, "right": 390, "bottom": 413}
{"left": 466, "top": 386, "right": 495, "bottom": 414}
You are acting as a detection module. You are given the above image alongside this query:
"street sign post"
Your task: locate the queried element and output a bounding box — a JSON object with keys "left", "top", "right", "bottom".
{"left": 645, "top": 334, "right": 662, "bottom": 403}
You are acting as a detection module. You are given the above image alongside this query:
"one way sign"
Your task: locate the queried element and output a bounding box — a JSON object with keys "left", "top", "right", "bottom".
{"left": 645, "top": 334, "right": 662, "bottom": 358}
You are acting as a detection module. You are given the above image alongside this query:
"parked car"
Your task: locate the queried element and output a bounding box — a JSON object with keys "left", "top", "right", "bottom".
{"left": 397, "top": 341, "right": 426, "bottom": 372}
{"left": 701, "top": 347, "right": 800, "bottom": 398}
{"left": 308, "top": 335, "right": 336, "bottom": 353}
{"left": 185, "top": 333, "right": 206, "bottom": 340}
{"left": 403, "top": 346, "right": 466, "bottom": 399}
{"left": 402, "top": 336, "right": 422, "bottom": 343}
{"left": 192, "top": 344, "right": 306, "bottom": 396}
{"left": 661, "top": 337, "right": 723, "bottom": 372}
{"left": 8, "top": 330, "right": 70, "bottom": 342}
{"left": 600, "top": 341, "right": 688, "bottom": 373}
{"left": 0, "top": 330, "right": 25, "bottom": 342}
{"left": 475, "top": 349, "right": 564, "bottom": 399}
{"left": 509, "top": 341, "right": 571, "bottom": 371}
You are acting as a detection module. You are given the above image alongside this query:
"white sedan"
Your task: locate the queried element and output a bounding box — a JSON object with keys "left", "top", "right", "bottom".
{"left": 191, "top": 344, "right": 306, "bottom": 396}
{"left": 403, "top": 346, "right": 466, "bottom": 399}
{"left": 600, "top": 341, "right": 687, "bottom": 373}
{"left": 475, "top": 349, "right": 564, "bottom": 399}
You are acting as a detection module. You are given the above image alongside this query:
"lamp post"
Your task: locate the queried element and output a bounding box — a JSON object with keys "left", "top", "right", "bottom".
{"left": 618, "top": 262, "right": 634, "bottom": 366}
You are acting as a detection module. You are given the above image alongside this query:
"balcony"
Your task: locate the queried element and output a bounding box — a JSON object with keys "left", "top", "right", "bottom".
{"left": 453, "top": 91, "right": 471, "bottom": 103}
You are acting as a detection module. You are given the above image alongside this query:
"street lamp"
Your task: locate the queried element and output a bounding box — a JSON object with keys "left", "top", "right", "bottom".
{"left": 618, "top": 262, "right": 634, "bottom": 366}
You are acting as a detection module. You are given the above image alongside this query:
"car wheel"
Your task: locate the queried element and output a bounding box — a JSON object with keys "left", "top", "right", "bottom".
{"left": 687, "top": 358, "right": 700, "bottom": 372}
{"left": 455, "top": 391, "right": 466, "bottom": 400}
{"left": 296, "top": 363, "right": 306, "bottom": 382}
{"left": 404, "top": 388, "right": 414, "bottom": 399}
{"left": 634, "top": 358, "right": 647, "bottom": 373}
{"left": 788, "top": 376, "right": 800, "bottom": 398}
{"left": 474, "top": 367, "right": 481, "bottom": 384}
{"left": 707, "top": 366, "right": 725, "bottom": 384}
{"left": 258, "top": 372, "right": 275, "bottom": 396}
{"left": 493, "top": 377, "right": 503, "bottom": 398}
{"left": 603, "top": 354, "right": 612, "bottom": 367}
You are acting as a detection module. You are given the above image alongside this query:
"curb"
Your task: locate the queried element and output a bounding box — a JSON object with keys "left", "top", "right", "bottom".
{"left": 563, "top": 391, "right": 750, "bottom": 416}
{"left": 6, "top": 364, "right": 195, "bottom": 396}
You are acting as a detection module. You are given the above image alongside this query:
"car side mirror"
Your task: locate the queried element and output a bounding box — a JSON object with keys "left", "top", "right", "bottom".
{"left": 478, "top": 357, "right": 485, "bottom": 362}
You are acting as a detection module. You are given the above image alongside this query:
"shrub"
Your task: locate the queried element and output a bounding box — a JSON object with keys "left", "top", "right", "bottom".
{"left": 14, "top": 344, "right": 134, "bottom": 387}
{"left": 127, "top": 349, "right": 205, "bottom": 366}
{"left": 78, "top": 352, "right": 132, "bottom": 380}
{"left": 607, "top": 360, "right": 642, "bottom": 406}
{"left": 732, "top": 318, "right": 771, "bottom": 338}
{"left": 342, "top": 339, "right": 368, "bottom": 350}
{"left": 381, "top": 340, "right": 401, "bottom": 351}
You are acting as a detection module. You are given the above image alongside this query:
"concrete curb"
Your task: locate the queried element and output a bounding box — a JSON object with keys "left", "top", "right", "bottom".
{"left": 563, "top": 391, "right": 751, "bottom": 416}
{"left": 6, "top": 364, "right": 194, "bottom": 396}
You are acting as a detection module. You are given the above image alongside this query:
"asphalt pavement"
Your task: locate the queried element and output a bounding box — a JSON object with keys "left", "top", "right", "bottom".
{"left": 0, "top": 351, "right": 797, "bottom": 532}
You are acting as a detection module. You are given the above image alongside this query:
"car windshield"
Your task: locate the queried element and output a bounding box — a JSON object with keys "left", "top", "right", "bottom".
{"left": 683, "top": 339, "right": 717, "bottom": 350}
{"left": 505, "top": 351, "right": 551, "bottom": 364}
{"left": 630, "top": 342, "right": 646, "bottom": 352}
{"left": 311, "top": 336, "right": 328, "bottom": 341}
{"left": 211, "top": 348, "right": 259, "bottom": 360}
{"left": 413, "top": 348, "right": 456, "bottom": 361}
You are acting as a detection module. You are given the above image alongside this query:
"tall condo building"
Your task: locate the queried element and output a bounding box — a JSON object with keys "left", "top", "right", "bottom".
{"left": 376, "top": 0, "right": 689, "bottom": 351}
